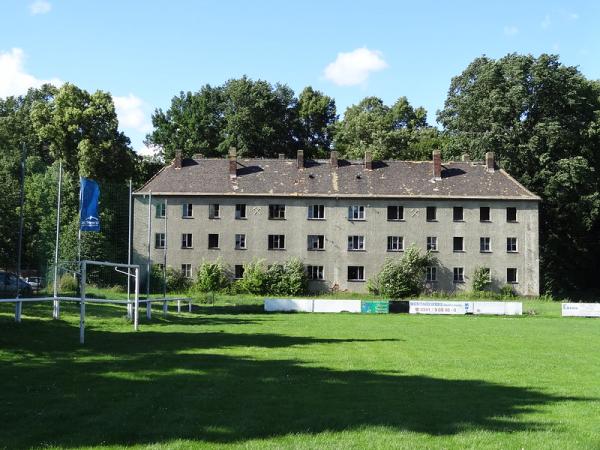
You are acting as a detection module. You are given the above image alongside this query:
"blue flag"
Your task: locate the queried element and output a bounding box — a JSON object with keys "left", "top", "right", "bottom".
{"left": 80, "top": 177, "right": 100, "bottom": 232}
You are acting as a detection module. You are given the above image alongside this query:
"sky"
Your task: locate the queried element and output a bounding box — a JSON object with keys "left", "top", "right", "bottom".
{"left": 1, "top": 0, "right": 599, "bottom": 155}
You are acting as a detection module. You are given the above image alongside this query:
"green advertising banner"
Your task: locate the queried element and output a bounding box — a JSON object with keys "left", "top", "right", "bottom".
{"left": 361, "top": 300, "right": 389, "bottom": 314}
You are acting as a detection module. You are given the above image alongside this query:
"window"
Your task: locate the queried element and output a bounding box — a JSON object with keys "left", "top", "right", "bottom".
{"left": 481, "top": 267, "right": 492, "bottom": 282}
{"left": 480, "top": 206, "right": 490, "bottom": 222}
{"left": 235, "top": 203, "right": 247, "bottom": 219}
{"left": 387, "top": 236, "right": 404, "bottom": 252}
{"left": 234, "top": 265, "right": 244, "bottom": 279}
{"left": 308, "top": 204, "right": 325, "bottom": 220}
{"left": 453, "top": 267, "right": 465, "bottom": 283}
{"left": 208, "top": 233, "right": 219, "bottom": 249}
{"left": 507, "top": 268, "right": 518, "bottom": 283}
{"left": 426, "top": 236, "right": 438, "bottom": 252}
{"left": 507, "top": 207, "right": 517, "bottom": 222}
{"left": 156, "top": 263, "right": 164, "bottom": 271}
{"left": 348, "top": 205, "right": 366, "bottom": 220}
{"left": 347, "top": 235, "right": 365, "bottom": 251}
{"left": 307, "top": 235, "right": 325, "bottom": 250}
{"left": 307, "top": 265, "right": 324, "bottom": 280}
{"left": 387, "top": 205, "right": 404, "bottom": 221}
{"left": 183, "top": 203, "right": 193, "bottom": 218}
{"left": 155, "top": 233, "right": 165, "bottom": 249}
{"left": 181, "top": 233, "right": 193, "bottom": 249}
{"left": 269, "top": 204, "right": 286, "bottom": 220}
{"left": 268, "top": 234, "right": 285, "bottom": 250}
{"left": 426, "top": 206, "right": 437, "bottom": 221}
{"left": 348, "top": 266, "right": 365, "bottom": 281}
{"left": 235, "top": 234, "right": 246, "bottom": 250}
{"left": 453, "top": 206, "right": 464, "bottom": 221}
{"left": 507, "top": 237, "right": 518, "bottom": 252}
{"left": 453, "top": 237, "right": 464, "bottom": 252}
{"left": 181, "top": 264, "right": 192, "bottom": 278}
{"left": 209, "top": 203, "right": 220, "bottom": 219}
{"left": 426, "top": 266, "right": 437, "bottom": 282}
{"left": 480, "top": 237, "right": 491, "bottom": 252}
{"left": 157, "top": 202, "right": 166, "bottom": 218}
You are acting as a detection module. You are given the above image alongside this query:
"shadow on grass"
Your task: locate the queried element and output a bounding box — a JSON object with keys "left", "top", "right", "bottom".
{"left": 0, "top": 321, "right": 590, "bottom": 448}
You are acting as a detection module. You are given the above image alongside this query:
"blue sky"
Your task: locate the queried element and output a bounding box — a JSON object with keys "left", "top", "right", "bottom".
{"left": 1, "top": 0, "right": 599, "bottom": 154}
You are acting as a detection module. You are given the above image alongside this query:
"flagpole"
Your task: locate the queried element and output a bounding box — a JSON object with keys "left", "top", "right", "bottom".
{"left": 127, "top": 179, "right": 133, "bottom": 319}
{"left": 15, "top": 143, "right": 26, "bottom": 323}
{"left": 146, "top": 191, "right": 152, "bottom": 319}
{"left": 52, "top": 161, "right": 62, "bottom": 319}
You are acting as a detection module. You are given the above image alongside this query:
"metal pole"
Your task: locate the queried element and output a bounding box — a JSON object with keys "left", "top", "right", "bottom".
{"left": 127, "top": 179, "right": 133, "bottom": 319}
{"left": 162, "top": 198, "right": 168, "bottom": 316}
{"left": 15, "top": 143, "right": 26, "bottom": 323}
{"left": 134, "top": 266, "right": 139, "bottom": 331}
{"left": 146, "top": 191, "right": 152, "bottom": 320}
{"left": 52, "top": 161, "right": 62, "bottom": 319}
{"left": 80, "top": 261, "right": 86, "bottom": 344}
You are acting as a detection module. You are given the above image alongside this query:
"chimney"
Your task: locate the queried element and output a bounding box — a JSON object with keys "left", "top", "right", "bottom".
{"left": 461, "top": 153, "right": 470, "bottom": 162}
{"left": 174, "top": 149, "right": 182, "bottom": 169}
{"left": 330, "top": 151, "right": 338, "bottom": 169}
{"left": 297, "top": 149, "right": 304, "bottom": 169}
{"left": 228, "top": 147, "right": 237, "bottom": 179}
{"left": 432, "top": 150, "right": 442, "bottom": 180}
{"left": 364, "top": 151, "right": 373, "bottom": 170}
{"left": 485, "top": 152, "right": 495, "bottom": 172}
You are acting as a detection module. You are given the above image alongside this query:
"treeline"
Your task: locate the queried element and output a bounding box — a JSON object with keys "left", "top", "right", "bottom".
{"left": 1, "top": 53, "right": 599, "bottom": 296}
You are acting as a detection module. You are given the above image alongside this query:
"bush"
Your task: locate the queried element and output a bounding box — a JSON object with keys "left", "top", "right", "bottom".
{"left": 265, "top": 258, "right": 308, "bottom": 296}
{"left": 368, "top": 246, "right": 435, "bottom": 299}
{"left": 472, "top": 267, "right": 491, "bottom": 292}
{"left": 500, "top": 285, "right": 516, "bottom": 298}
{"left": 165, "top": 267, "right": 192, "bottom": 293}
{"left": 193, "top": 261, "right": 229, "bottom": 293}
{"left": 236, "top": 260, "right": 268, "bottom": 295}
{"left": 58, "top": 273, "right": 78, "bottom": 293}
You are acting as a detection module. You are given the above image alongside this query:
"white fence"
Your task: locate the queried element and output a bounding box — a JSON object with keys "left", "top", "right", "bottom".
{"left": 562, "top": 303, "right": 600, "bottom": 317}
{"left": 264, "top": 298, "right": 362, "bottom": 313}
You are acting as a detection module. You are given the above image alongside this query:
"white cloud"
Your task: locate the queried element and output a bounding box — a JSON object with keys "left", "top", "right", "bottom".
{"left": 135, "top": 144, "right": 159, "bottom": 157}
{"left": 0, "top": 48, "right": 61, "bottom": 98}
{"left": 29, "top": 0, "right": 51, "bottom": 15}
{"left": 324, "top": 47, "right": 388, "bottom": 86}
{"left": 541, "top": 15, "right": 551, "bottom": 29}
{"left": 503, "top": 25, "right": 519, "bottom": 36}
{"left": 113, "top": 94, "right": 152, "bottom": 134}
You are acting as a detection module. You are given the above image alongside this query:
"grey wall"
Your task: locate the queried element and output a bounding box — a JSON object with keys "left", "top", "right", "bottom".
{"left": 132, "top": 195, "right": 539, "bottom": 296}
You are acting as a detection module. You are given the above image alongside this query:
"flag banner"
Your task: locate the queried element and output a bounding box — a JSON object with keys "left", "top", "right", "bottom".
{"left": 80, "top": 177, "right": 100, "bottom": 231}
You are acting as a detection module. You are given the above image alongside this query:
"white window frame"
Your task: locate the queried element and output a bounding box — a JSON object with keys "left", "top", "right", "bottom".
{"left": 307, "top": 235, "right": 325, "bottom": 250}
{"left": 268, "top": 204, "right": 286, "bottom": 220}
{"left": 181, "top": 233, "right": 193, "bottom": 249}
{"left": 209, "top": 203, "right": 220, "bottom": 219}
{"left": 306, "top": 265, "right": 324, "bottom": 280}
{"left": 387, "top": 236, "right": 404, "bottom": 252}
{"left": 157, "top": 202, "right": 166, "bottom": 218}
{"left": 453, "top": 206, "right": 464, "bottom": 221}
{"left": 268, "top": 234, "right": 285, "bottom": 250}
{"left": 453, "top": 236, "right": 464, "bottom": 252}
{"left": 427, "top": 236, "right": 438, "bottom": 252}
{"left": 507, "top": 267, "right": 518, "bottom": 283}
{"left": 453, "top": 267, "right": 465, "bottom": 283}
{"left": 234, "top": 265, "right": 245, "bottom": 279}
{"left": 348, "top": 205, "right": 365, "bottom": 221}
{"left": 308, "top": 204, "right": 325, "bottom": 220}
{"left": 208, "top": 233, "right": 219, "bottom": 249}
{"left": 507, "top": 237, "right": 518, "bottom": 253}
{"left": 155, "top": 232, "right": 165, "bottom": 249}
{"left": 426, "top": 206, "right": 437, "bottom": 222}
{"left": 235, "top": 234, "right": 246, "bottom": 250}
{"left": 235, "top": 203, "right": 247, "bottom": 220}
{"left": 347, "top": 235, "right": 365, "bottom": 251}
{"left": 347, "top": 266, "right": 365, "bottom": 281}
{"left": 183, "top": 203, "right": 193, "bottom": 218}
{"left": 506, "top": 207, "right": 518, "bottom": 222}
{"left": 426, "top": 266, "right": 437, "bottom": 282}
{"left": 181, "top": 264, "right": 192, "bottom": 278}
{"left": 480, "top": 237, "right": 491, "bottom": 253}
{"left": 387, "top": 205, "right": 404, "bottom": 221}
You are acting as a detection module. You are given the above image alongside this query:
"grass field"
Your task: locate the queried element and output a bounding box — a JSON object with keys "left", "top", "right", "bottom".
{"left": 1, "top": 297, "right": 599, "bottom": 449}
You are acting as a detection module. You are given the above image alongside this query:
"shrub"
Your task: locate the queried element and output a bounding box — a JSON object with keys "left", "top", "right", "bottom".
{"left": 472, "top": 267, "right": 491, "bottom": 292}
{"left": 58, "top": 273, "right": 78, "bottom": 293}
{"left": 193, "top": 261, "right": 229, "bottom": 293}
{"left": 265, "top": 258, "right": 308, "bottom": 296}
{"left": 368, "top": 246, "right": 435, "bottom": 299}
{"left": 236, "top": 260, "right": 268, "bottom": 295}
{"left": 500, "top": 284, "right": 516, "bottom": 298}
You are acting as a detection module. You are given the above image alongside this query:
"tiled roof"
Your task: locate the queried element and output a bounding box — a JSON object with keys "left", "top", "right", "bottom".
{"left": 135, "top": 157, "right": 540, "bottom": 200}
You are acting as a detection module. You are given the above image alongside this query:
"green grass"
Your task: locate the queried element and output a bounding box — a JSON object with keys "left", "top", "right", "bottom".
{"left": 1, "top": 298, "right": 599, "bottom": 449}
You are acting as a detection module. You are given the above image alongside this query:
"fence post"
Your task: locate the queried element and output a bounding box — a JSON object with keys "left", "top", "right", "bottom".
{"left": 134, "top": 266, "right": 139, "bottom": 331}
{"left": 80, "top": 262, "right": 86, "bottom": 344}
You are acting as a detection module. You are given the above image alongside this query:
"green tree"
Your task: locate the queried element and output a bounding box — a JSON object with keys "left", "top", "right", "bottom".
{"left": 438, "top": 53, "right": 600, "bottom": 294}
{"left": 296, "top": 86, "right": 337, "bottom": 158}
{"left": 334, "top": 96, "right": 429, "bottom": 160}
{"left": 193, "top": 261, "right": 230, "bottom": 293}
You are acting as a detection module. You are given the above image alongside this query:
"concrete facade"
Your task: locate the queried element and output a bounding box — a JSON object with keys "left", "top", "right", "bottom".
{"left": 132, "top": 194, "right": 540, "bottom": 295}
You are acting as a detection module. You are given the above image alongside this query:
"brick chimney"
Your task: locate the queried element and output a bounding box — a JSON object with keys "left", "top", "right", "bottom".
{"left": 330, "top": 151, "right": 338, "bottom": 169}
{"left": 297, "top": 149, "right": 304, "bottom": 169}
{"left": 432, "top": 150, "right": 442, "bottom": 180}
{"left": 173, "top": 149, "right": 182, "bottom": 169}
{"left": 228, "top": 147, "right": 237, "bottom": 179}
{"left": 364, "top": 151, "right": 373, "bottom": 170}
{"left": 485, "top": 152, "right": 495, "bottom": 172}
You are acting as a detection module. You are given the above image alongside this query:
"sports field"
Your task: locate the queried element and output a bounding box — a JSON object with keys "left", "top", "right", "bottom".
{"left": 1, "top": 299, "right": 599, "bottom": 449}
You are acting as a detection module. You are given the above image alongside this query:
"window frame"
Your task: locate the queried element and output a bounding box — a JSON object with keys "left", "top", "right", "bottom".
{"left": 308, "top": 204, "right": 325, "bottom": 220}
{"left": 453, "top": 206, "right": 464, "bottom": 222}
{"left": 480, "top": 206, "right": 491, "bottom": 222}
{"left": 347, "top": 235, "right": 365, "bottom": 251}
{"left": 155, "top": 232, "right": 165, "bottom": 249}
{"left": 182, "top": 203, "right": 193, "bottom": 219}
{"left": 268, "top": 204, "right": 286, "bottom": 220}
{"left": 157, "top": 202, "right": 166, "bottom": 218}
{"left": 347, "top": 265, "right": 365, "bottom": 282}
{"left": 507, "top": 267, "right": 518, "bottom": 284}
{"left": 268, "top": 234, "right": 286, "bottom": 250}
{"left": 387, "top": 236, "right": 404, "bottom": 252}
{"left": 426, "top": 236, "right": 438, "bottom": 252}
{"left": 181, "top": 264, "right": 192, "bottom": 279}
{"left": 234, "top": 265, "right": 245, "bottom": 279}
{"left": 426, "top": 266, "right": 437, "bottom": 282}
{"left": 235, "top": 234, "right": 246, "bottom": 250}
{"left": 348, "top": 205, "right": 366, "bottom": 221}
{"left": 453, "top": 236, "right": 465, "bottom": 252}
{"left": 181, "top": 233, "right": 193, "bottom": 249}
{"left": 506, "top": 207, "right": 518, "bottom": 223}
{"left": 306, "top": 265, "right": 325, "bottom": 280}
{"left": 480, "top": 237, "right": 491, "bottom": 253}
{"left": 426, "top": 206, "right": 437, "bottom": 222}
{"left": 507, "top": 237, "right": 518, "bottom": 253}
{"left": 208, "top": 233, "right": 219, "bottom": 249}
{"left": 453, "top": 267, "right": 465, "bottom": 283}
{"left": 235, "top": 204, "right": 247, "bottom": 220}
{"left": 209, "top": 203, "right": 220, "bottom": 219}
{"left": 307, "top": 235, "right": 325, "bottom": 251}
{"left": 387, "top": 205, "right": 404, "bottom": 221}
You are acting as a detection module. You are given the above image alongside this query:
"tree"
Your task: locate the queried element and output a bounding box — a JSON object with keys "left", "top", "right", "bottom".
{"left": 296, "top": 87, "right": 337, "bottom": 158}
{"left": 334, "top": 96, "right": 429, "bottom": 160}
{"left": 438, "top": 53, "right": 600, "bottom": 294}
{"left": 368, "top": 246, "right": 435, "bottom": 298}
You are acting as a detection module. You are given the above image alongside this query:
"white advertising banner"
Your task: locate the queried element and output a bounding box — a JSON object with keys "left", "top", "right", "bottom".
{"left": 264, "top": 298, "right": 314, "bottom": 312}
{"left": 313, "top": 299, "right": 362, "bottom": 313}
{"left": 562, "top": 303, "right": 600, "bottom": 317}
{"left": 409, "top": 300, "right": 473, "bottom": 315}
{"left": 474, "top": 302, "right": 523, "bottom": 316}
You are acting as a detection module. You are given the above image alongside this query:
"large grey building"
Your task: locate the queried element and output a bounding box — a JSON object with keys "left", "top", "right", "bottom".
{"left": 133, "top": 150, "right": 540, "bottom": 295}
